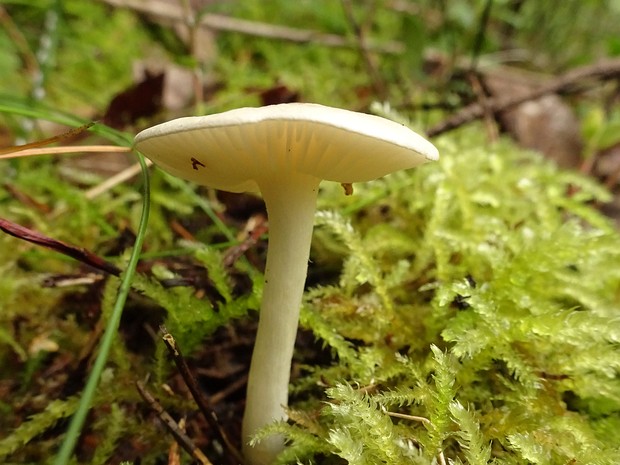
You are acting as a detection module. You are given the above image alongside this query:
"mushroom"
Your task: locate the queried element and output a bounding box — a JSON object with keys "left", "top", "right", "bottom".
{"left": 134, "top": 103, "right": 438, "bottom": 465}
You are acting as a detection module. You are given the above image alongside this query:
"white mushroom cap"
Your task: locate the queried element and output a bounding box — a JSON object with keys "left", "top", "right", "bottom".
{"left": 134, "top": 103, "right": 438, "bottom": 193}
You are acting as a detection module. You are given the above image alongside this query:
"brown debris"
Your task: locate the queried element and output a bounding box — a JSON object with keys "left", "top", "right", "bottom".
{"left": 102, "top": 72, "right": 165, "bottom": 129}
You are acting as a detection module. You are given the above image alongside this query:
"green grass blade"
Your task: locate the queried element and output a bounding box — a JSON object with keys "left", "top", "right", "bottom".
{"left": 52, "top": 151, "right": 150, "bottom": 465}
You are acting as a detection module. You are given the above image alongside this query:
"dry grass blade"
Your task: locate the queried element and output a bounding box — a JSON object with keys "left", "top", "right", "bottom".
{"left": 0, "top": 145, "right": 130, "bottom": 160}
{"left": 0, "top": 122, "right": 95, "bottom": 155}
{"left": 85, "top": 158, "right": 152, "bottom": 199}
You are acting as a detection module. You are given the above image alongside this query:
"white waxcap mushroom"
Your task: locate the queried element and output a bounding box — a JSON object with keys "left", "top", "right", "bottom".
{"left": 134, "top": 103, "right": 438, "bottom": 193}
{"left": 134, "top": 103, "right": 438, "bottom": 465}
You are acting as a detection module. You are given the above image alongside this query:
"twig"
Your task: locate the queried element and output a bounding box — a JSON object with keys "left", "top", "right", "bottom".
{"left": 42, "top": 273, "right": 105, "bottom": 288}
{"left": 85, "top": 158, "right": 152, "bottom": 199}
{"left": 222, "top": 214, "right": 268, "bottom": 268}
{"left": 0, "top": 6, "right": 38, "bottom": 74}
{"left": 383, "top": 409, "right": 446, "bottom": 464}
{"left": 168, "top": 416, "right": 184, "bottom": 465}
{"left": 428, "top": 58, "right": 620, "bottom": 137}
{"left": 160, "top": 327, "right": 247, "bottom": 465}
{"left": 136, "top": 381, "right": 213, "bottom": 465}
{"left": 99, "top": 0, "right": 404, "bottom": 54}
{"left": 0, "top": 217, "right": 122, "bottom": 276}
{"left": 340, "top": 0, "right": 387, "bottom": 99}
{"left": 467, "top": 72, "right": 498, "bottom": 142}
{"left": 209, "top": 374, "right": 248, "bottom": 406}
{"left": 469, "top": 0, "right": 494, "bottom": 72}
{"left": 0, "top": 217, "right": 199, "bottom": 289}
{"left": 177, "top": 0, "right": 205, "bottom": 109}
{"left": 384, "top": 410, "right": 431, "bottom": 425}
{"left": 3, "top": 182, "right": 51, "bottom": 213}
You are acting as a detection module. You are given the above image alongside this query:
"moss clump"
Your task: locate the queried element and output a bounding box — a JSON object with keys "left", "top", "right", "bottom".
{"left": 282, "top": 127, "right": 620, "bottom": 464}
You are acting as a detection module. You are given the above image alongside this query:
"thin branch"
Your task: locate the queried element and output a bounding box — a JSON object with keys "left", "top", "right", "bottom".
{"left": 469, "top": 0, "right": 494, "bottom": 72}
{"left": 160, "top": 327, "right": 247, "bottom": 465}
{"left": 0, "top": 217, "right": 197, "bottom": 289}
{"left": 383, "top": 409, "right": 446, "bottom": 464}
{"left": 136, "top": 381, "right": 213, "bottom": 465}
{"left": 428, "top": 58, "right": 620, "bottom": 137}
{"left": 0, "top": 5, "right": 38, "bottom": 74}
{"left": 85, "top": 158, "right": 152, "bottom": 199}
{"left": 340, "top": 0, "right": 387, "bottom": 99}
{"left": 177, "top": 0, "right": 205, "bottom": 109}
{"left": 467, "top": 72, "right": 499, "bottom": 142}
{"left": 0, "top": 217, "right": 122, "bottom": 276}
{"left": 384, "top": 410, "right": 431, "bottom": 425}
{"left": 99, "top": 0, "right": 405, "bottom": 54}
{"left": 209, "top": 374, "right": 248, "bottom": 406}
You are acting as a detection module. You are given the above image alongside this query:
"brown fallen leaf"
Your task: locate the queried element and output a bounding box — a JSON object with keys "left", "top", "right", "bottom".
{"left": 102, "top": 71, "right": 165, "bottom": 129}
{"left": 259, "top": 83, "right": 300, "bottom": 106}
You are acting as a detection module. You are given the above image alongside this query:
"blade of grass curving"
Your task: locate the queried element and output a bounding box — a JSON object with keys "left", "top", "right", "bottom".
{"left": 0, "top": 95, "right": 86, "bottom": 127}
{"left": 0, "top": 94, "right": 132, "bottom": 146}
{"left": 53, "top": 151, "right": 150, "bottom": 465}
{"left": 1, "top": 95, "right": 238, "bottom": 241}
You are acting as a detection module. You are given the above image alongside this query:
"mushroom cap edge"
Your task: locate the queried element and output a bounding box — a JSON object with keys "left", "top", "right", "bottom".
{"left": 134, "top": 102, "right": 439, "bottom": 193}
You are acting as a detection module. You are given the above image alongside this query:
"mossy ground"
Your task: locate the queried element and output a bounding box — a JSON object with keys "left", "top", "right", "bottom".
{"left": 1, "top": 1, "right": 619, "bottom": 464}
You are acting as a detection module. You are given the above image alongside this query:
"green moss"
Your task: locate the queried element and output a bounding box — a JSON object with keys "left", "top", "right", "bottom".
{"left": 287, "top": 126, "right": 620, "bottom": 464}
{"left": 1, "top": 0, "right": 618, "bottom": 462}
{"left": 1, "top": 113, "right": 618, "bottom": 463}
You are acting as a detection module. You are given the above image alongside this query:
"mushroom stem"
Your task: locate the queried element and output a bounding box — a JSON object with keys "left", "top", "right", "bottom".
{"left": 242, "top": 173, "right": 321, "bottom": 465}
